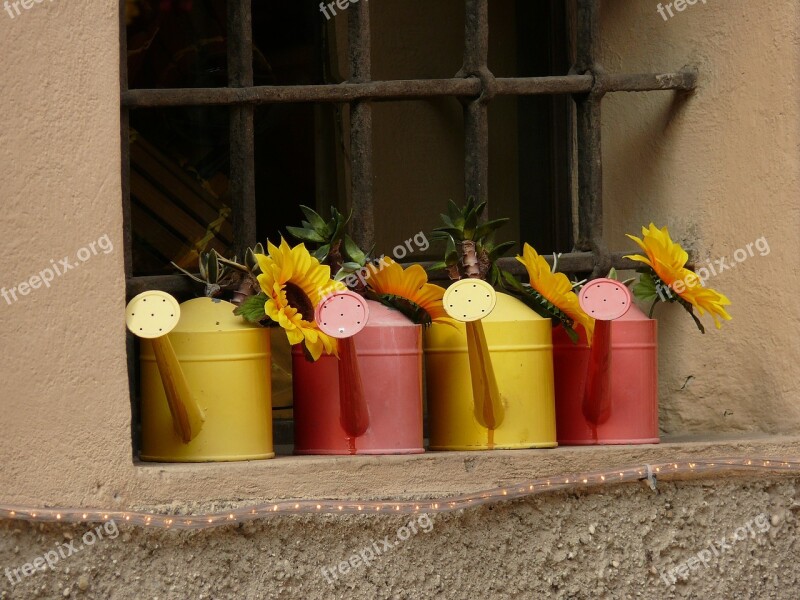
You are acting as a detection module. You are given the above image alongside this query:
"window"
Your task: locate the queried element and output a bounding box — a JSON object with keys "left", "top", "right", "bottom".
{"left": 121, "top": 0, "right": 695, "bottom": 451}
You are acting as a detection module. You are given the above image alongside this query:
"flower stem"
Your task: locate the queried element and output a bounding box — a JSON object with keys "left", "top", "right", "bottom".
{"left": 648, "top": 298, "right": 659, "bottom": 319}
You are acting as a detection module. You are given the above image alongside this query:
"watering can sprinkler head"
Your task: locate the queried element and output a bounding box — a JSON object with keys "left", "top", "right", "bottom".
{"left": 125, "top": 291, "right": 205, "bottom": 444}
{"left": 578, "top": 278, "right": 632, "bottom": 322}
{"left": 125, "top": 290, "right": 182, "bottom": 339}
{"left": 315, "top": 290, "right": 370, "bottom": 339}
{"left": 315, "top": 290, "right": 371, "bottom": 440}
{"left": 579, "top": 278, "right": 633, "bottom": 430}
{"left": 442, "top": 278, "right": 497, "bottom": 323}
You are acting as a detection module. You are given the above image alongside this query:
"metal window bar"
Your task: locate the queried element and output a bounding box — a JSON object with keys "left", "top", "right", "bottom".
{"left": 121, "top": 0, "right": 696, "bottom": 450}
{"left": 122, "top": 0, "right": 696, "bottom": 298}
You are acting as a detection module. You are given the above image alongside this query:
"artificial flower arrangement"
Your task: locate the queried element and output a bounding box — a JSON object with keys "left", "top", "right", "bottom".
{"left": 428, "top": 198, "right": 595, "bottom": 344}
{"left": 270, "top": 205, "right": 454, "bottom": 455}
{"left": 424, "top": 198, "right": 566, "bottom": 450}
{"left": 281, "top": 204, "right": 453, "bottom": 328}
{"left": 626, "top": 223, "right": 732, "bottom": 331}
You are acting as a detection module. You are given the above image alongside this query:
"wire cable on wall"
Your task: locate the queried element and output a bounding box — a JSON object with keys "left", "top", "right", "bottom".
{"left": 0, "top": 457, "right": 797, "bottom": 531}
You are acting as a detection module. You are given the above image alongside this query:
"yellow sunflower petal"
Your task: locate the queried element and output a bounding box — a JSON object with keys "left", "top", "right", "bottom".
{"left": 625, "top": 224, "right": 732, "bottom": 329}
{"left": 517, "top": 243, "right": 595, "bottom": 343}
{"left": 365, "top": 257, "right": 453, "bottom": 325}
{"left": 254, "top": 238, "right": 343, "bottom": 359}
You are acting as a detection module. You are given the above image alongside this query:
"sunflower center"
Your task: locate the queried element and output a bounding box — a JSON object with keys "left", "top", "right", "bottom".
{"left": 284, "top": 282, "right": 315, "bottom": 321}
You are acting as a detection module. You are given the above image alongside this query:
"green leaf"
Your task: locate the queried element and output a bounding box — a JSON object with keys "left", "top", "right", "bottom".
{"left": 487, "top": 264, "right": 502, "bottom": 288}
{"left": 330, "top": 211, "right": 346, "bottom": 243}
{"left": 474, "top": 218, "right": 510, "bottom": 241}
{"left": 501, "top": 271, "right": 574, "bottom": 326}
{"left": 234, "top": 292, "right": 268, "bottom": 324}
{"left": 488, "top": 240, "right": 516, "bottom": 262}
{"left": 427, "top": 261, "right": 447, "bottom": 272}
{"left": 341, "top": 261, "right": 362, "bottom": 272}
{"left": 562, "top": 324, "right": 580, "bottom": 344}
{"left": 314, "top": 246, "right": 331, "bottom": 264}
{"left": 439, "top": 214, "right": 455, "bottom": 229}
{"left": 463, "top": 205, "right": 479, "bottom": 239}
{"left": 299, "top": 205, "right": 330, "bottom": 236}
{"left": 312, "top": 244, "right": 331, "bottom": 262}
{"left": 473, "top": 200, "right": 487, "bottom": 219}
{"left": 433, "top": 226, "right": 465, "bottom": 240}
{"left": 447, "top": 199, "right": 462, "bottom": 224}
{"left": 464, "top": 196, "right": 475, "bottom": 215}
{"left": 343, "top": 234, "right": 366, "bottom": 265}
{"left": 607, "top": 267, "right": 618, "bottom": 281}
{"left": 206, "top": 250, "right": 220, "bottom": 284}
{"left": 245, "top": 247, "right": 258, "bottom": 272}
{"left": 367, "top": 292, "right": 432, "bottom": 327}
{"left": 444, "top": 235, "right": 459, "bottom": 266}
{"left": 286, "top": 225, "right": 326, "bottom": 244}
{"left": 632, "top": 271, "right": 659, "bottom": 303}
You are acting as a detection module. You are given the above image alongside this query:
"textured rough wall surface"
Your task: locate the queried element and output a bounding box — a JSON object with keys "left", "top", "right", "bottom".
{"left": 0, "top": 1, "right": 799, "bottom": 599}
{"left": 600, "top": 0, "right": 800, "bottom": 436}
{"left": 0, "top": 0, "right": 131, "bottom": 505}
{"left": 1, "top": 478, "right": 799, "bottom": 599}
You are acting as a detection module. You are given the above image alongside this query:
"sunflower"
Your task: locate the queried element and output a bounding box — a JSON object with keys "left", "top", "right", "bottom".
{"left": 516, "top": 243, "right": 595, "bottom": 343}
{"left": 255, "top": 238, "right": 344, "bottom": 361}
{"left": 624, "top": 223, "right": 731, "bottom": 330}
{"left": 365, "top": 258, "right": 455, "bottom": 326}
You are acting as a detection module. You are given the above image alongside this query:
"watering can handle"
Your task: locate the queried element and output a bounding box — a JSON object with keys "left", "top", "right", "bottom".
{"left": 579, "top": 279, "right": 632, "bottom": 428}
{"left": 443, "top": 279, "right": 504, "bottom": 431}
{"left": 125, "top": 291, "right": 205, "bottom": 444}
{"left": 315, "top": 291, "right": 371, "bottom": 439}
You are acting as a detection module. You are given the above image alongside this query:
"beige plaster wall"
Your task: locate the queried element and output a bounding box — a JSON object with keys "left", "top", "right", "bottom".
{"left": 0, "top": 6, "right": 798, "bottom": 598}
{"left": 0, "top": 1, "right": 132, "bottom": 505}
{"left": 599, "top": 0, "right": 800, "bottom": 436}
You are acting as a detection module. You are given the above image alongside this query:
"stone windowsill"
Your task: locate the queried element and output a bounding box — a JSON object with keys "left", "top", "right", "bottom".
{"left": 128, "top": 433, "right": 800, "bottom": 508}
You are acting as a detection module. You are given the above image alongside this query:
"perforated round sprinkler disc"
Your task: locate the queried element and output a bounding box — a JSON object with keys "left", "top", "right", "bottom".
{"left": 315, "top": 290, "right": 370, "bottom": 339}
{"left": 125, "top": 290, "right": 181, "bottom": 339}
{"left": 443, "top": 279, "right": 497, "bottom": 322}
{"left": 578, "top": 278, "right": 632, "bottom": 321}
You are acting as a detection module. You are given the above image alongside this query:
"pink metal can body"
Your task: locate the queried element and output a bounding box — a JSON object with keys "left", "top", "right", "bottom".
{"left": 553, "top": 303, "right": 659, "bottom": 445}
{"left": 292, "top": 300, "right": 424, "bottom": 455}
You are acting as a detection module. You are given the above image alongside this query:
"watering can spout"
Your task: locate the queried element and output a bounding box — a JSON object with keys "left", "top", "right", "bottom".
{"left": 315, "top": 290, "right": 371, "bottom": 442}
{"left": 443, "top": 278, "right": 504, "bottom": 433}
{"left": 579, "top": 278, "right": 632, "bottom": 428}
{"left": 126, "top": 291, "right": 206, "bottom": 444}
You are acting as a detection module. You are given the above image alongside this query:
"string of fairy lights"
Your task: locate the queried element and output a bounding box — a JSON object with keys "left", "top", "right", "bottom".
{"left": 1, "top": 458, "right": 797, "bottom": 531}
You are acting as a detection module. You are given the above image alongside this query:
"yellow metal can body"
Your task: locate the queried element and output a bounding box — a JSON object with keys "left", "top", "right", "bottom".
{"left": 424, "top": 292, "right": 556, "bottom": 450}
{"left": 139, "top": 297, "right": 274, "bottom": 462}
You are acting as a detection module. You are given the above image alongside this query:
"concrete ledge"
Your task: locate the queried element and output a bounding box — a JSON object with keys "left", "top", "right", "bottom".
{"left": 127, "top": 434, "right": 800, "bottom": 508}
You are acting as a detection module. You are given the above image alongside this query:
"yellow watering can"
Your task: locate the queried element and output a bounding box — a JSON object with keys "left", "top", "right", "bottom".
{"left": 425, "top": 281, "right": 556, "bottom": 450}
{"left": 126, "top": 291, "right": 273, "bottom": 462}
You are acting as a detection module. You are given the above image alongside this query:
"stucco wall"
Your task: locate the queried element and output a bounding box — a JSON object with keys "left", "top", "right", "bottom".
{"left": 0, "top": 0, "right": 799, "bottom": 598}
{"left": 600, "top": 0, "right": 800, "bottom": 437}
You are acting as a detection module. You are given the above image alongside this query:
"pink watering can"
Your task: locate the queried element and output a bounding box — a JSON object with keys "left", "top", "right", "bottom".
{"left": 553, "top": 278, "right": 659, "bottom": 445}
{"left": 292, "top": 290, "right": 424, "bottom": 455}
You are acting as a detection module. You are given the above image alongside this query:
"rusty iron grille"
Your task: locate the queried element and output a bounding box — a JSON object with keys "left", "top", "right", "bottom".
{"left": 122, "top": 0, "right": 696, "bottom": 297}
{"left": 120, "top": 0, "right": 695, "bottom": 447}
